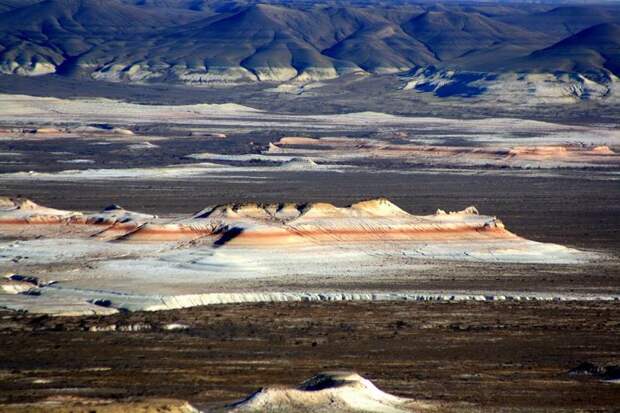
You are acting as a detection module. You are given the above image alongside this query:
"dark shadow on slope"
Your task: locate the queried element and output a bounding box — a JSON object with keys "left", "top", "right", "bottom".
{"left": 213, "top": 226, "right": 244, "bottom": 247}
{"left": 434, "top": 82, "right": 486, "bottom": 98}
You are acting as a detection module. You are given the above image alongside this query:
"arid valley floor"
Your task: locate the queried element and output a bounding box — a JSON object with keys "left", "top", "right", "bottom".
{"left": 1, "top": 301, "right": 619, "bottom": 412}
{"left": 0, "top": 87, "right": 619, "bottom": 412}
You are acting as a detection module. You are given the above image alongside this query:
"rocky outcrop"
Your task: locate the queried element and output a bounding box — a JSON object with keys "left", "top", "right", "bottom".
{"left": 401, "top": 66, "right": 620, "bottom": 103}
{"left": 225, "top": 371, "right": 434, "bottom": 412}
{"left": 0, "top": 197, "right": 599, "bottom": 316}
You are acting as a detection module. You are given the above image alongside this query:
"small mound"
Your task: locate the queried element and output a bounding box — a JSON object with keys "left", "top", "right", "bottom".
{"left": 226, "top": 371, "right": 432, "bottom": 412}
{"left": 0, "top": 196, "right": 41, "bottom": 211}
{"left": 298, "top": 371, "right": 388, "bottom": 392}
{"left": 277, "top": 136, "right": 321, "bottom": 145}
{"left": 0, "top": 196, "right": 18, "bottom": 210}
{"left": 298, "top": 202, "right": 347, "bottom": 219}
{"left": 194, "top": 203, "right": 275, "bottom": 221}
{"left": 0, "top": 197, "right": 158, "bottom": 228}
{"left": 460, "top": 206, "right": 479, "bottom": 215}
{"left": 0, "top": 197, "right": 83, "bottom": 223}
{"left": 1, "top": 274, "right": 54, "bottom": 295}
{"left": 277, "top": 157, "right": 319, "bottom": 170}
{"left": 508, "top": 146, "right": 569, "bottom": 158}
{"left": 127, "top": 141, "right": 158, "bottom": 150}
{"left": 591, "top": 145, "right": 615, "bottom": 155}
{"left": 86, "top": 204, "right": 157, "bottom": 226}
{"left": 266, "top": 142, "right": 282, "bottom": 153}
{"left": 33, "top": 127, "right": 62, "bottom": 134}
{"left": 112, "top": 127, "right": 134, "bottom": 135}
{"left": 349, "top": 198, "right": 409, "bottom": 217}
{"left": 435, "top": 206, "right": 479, "bottom": 216}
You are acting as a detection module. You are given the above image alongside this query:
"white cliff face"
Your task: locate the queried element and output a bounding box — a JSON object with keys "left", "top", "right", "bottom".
{"left": 143, "top": 292, "right": 620, "bottom": 313}
{"left": 1, "top": 285, "right": 618, "bottom": 316}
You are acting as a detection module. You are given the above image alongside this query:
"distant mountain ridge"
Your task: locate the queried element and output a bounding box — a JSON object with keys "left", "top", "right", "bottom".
{"left": 0, "top": 0, "right": 619, "bottom": 83}
{"left": 522, "top": 23, "right": 620, "bottom": 76}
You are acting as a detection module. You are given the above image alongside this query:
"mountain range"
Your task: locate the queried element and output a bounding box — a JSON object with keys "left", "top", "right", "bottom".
{"left": 0, "top": 0, "right": 619, "bottom": 84}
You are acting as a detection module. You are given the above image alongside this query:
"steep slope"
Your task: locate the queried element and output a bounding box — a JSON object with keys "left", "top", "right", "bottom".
{"left": 518, "top": 23, "right": 620, "bottom": 77}
{"left": 188, "top": 4, "right": 345, "bottom": 80}
{"left": 499, "top": 5, "right": 620, "bottom": 40}
{"left": 74, "top": 4, "right": 368, "bottom": 82}
{"left": 402, "top": 9, "right": 550, "bottom": 63}
{"left": 323, "top": 8, "right": 437, "bottom": 73}
{"left": 0, "top": 0, "right": 203, "bottom": 75}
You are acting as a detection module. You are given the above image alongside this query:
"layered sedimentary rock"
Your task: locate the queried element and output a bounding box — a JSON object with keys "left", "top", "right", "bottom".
{"left": 0, "top": 197, "right": 605, "bottom": 315}
{"left": 119, "top": 199, "right": 507, "bottom": 246}
{"left": 0, "top": 197, "right": 156, "bottom": 241}
{"left": 267, "top": 137, "right": 620, "bottom": 170}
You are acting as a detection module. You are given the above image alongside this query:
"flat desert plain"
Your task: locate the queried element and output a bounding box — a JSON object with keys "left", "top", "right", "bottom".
{"left": 0, "top": 93, "right": 618, "bottom": 412}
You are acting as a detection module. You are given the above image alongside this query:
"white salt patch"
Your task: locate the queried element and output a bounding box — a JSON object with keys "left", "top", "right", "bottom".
{"left": 57, "top": 159, "right": 95, "bottom": 164}
{"left": 164, "top": 323, "right": 190, "bottom": 331}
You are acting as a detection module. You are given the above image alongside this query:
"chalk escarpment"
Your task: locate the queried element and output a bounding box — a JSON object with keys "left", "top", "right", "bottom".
{"left": 0, "top": 197, "right": 600, "bottom": 315}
